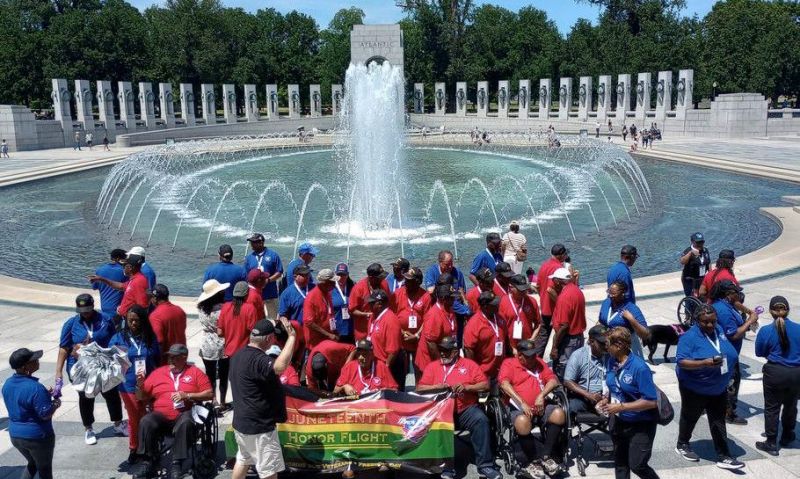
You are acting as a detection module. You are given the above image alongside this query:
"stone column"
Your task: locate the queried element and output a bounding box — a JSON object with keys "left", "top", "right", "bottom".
{"left": 476, "top": 81, "right": 488, "bottom": 118}
{"left": 159, "top": 82, "right": 175, "bottom": 129}
{"left": 518, "top": 80, "right": 531, "bottom": 118}
{"left": 635, "top": 72, "right": 651, "bottom": 121}
{"left": 331, "top": 84, "right": 343, "bottom": 116}
{"left": 179, "top": 83, "right": 196, "bottom": 127}
{"left": 201, "top": 84, "right": 216, "bottom": 125}
{"left": 309, "top": 84, "right": 321, "bottom": 118}
{"left": 117, "top": 81, "right": 136, "bottom": 129}
{"left": 558, "top": 77, "right": 573, "bottom": 120}
{"left": 223, "top": 84, "right": 237, "bottom": 124}
{"left": 596, "top": 75, "right": 611, "bottom": 121}
{"left": 74, "top": 79, "right": 94, "bottom": 132}
{"left": 578, "top": 76, "right": 592, "bottom": 121}
{"left": 244, "top": 84, "right": 259, "bottom": 122}
{"left": 138, "top": 82, "right": 156, "bottom": 130}
{"left": 455, "top": 82, "right": 467, "bottom": 116}
{"left": 655, "top": 71, "right": 673, "bottom": 122}
{"left": 434, "top": 82, "right": 446, "bottom": 115}
{"left": 675, "top": 69, "right": 694, "bottom": 120}
{"left": 266, "top": 84, "right": 279, "bottom": 120}
{"left": 497, "top": 80, "right": 509, "bottom": 118}
{"left": 616, "top": 74, "right": 631, "bottom": 116}
{"left": 288, "top": 84, "right": 301, "bottom": 119}
{"left": 413, "top": 83, "right": 424, "bottom": 113}
{"left": 51, "top": 79, "right": 73, "bottom": 145}
{"left": 538, "top": 79, "right": 551, "bottom": 119}
{"left": 96, "top": 80, "right": 116, "bottom": 141}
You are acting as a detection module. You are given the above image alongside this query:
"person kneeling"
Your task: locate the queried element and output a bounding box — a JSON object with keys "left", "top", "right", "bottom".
{"left": 134, "top": 344, "right": 213, "bottom": 479}
{"left": 499, "top": 339, "right": 566, "bottom": 478}
{"left": 417, "top": 336, "right": 501, "bottom": 479}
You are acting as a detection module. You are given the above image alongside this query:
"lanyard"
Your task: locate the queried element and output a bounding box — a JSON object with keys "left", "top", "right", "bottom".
{"left": 435, "top": 302, "right": 455, "bottom": 330}
{"left": 294, "top": 283, "right": 308, "bottom": 299}
{"left": 335, "top": 282, "right": 348, "bottom": 301}
{"left": 255, "top": 252, "right": 264, "bottom": 271}
{"left": 169, "top": 371, "right": 183, "bottom": 391}
{"left": 442, "top": 361, "right": 458, "bottom": 382}
{"left": 129, "top": 335, "right": 143, "bottom": 356}
{"left": 82, "top": 321, "right": 95, "bottom": 340}
{"left": 407, "top": 291, "right": 422, "bottom": 310}
{"left": 494, "top": 279, "right": 506, "bottom": 293}
{"left": 357, "top": 362, "right": 376, "bottom": 390}
{"left": 704, "top": 332, "right": 721, "bottom": 353}
{"left": 525, "top": 368, "right": 544, "bottom": 390}
{"left": 369, "top": 308, "right": 389, "bottom": 335}
{"left": 391, "top": 278, "right": 404, "bottom": 292}
{"left": 487, "top": 248, "right": 499, "bottom": 265}
{"left": 509, "top": 295, "right": 526, "bottom": 326}
{"left": 480, "top": 312, "right": 500, "bottom": 339}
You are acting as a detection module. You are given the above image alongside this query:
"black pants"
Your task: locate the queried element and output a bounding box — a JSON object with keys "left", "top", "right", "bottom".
{"left": 137, "top": 410, "right": 195, "bottom": 462}
{"left": 763, "top": 362, "right": 800, "bottom": 441}
{"left": 680, "top": 277, "right": 699, "bottom": 297}
{"left": 389, "top": 352, "right": 407, "bottom": 391}
{"left": 678, "top": 386, "right": 730, "bottom": 456}
{"left": 78, "top": 388, "right": 123, "bottom": 428}
{"left": 202, "top": 357, "right": 230, "bottom": 404}
{"left": 727, "top": 361, "right": 741, "bottom": 415}
{"left": 533, "top": 315, "right": 553, "bottom": 358}
{"left": 612, "top": 420, "right": 659, "bottom": 479}
{"left": 10, "top": 435, "right": 55, "bottom": 479}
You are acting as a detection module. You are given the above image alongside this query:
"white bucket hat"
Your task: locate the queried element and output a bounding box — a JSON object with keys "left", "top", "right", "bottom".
{"left": 197, "top": 279, "right": 229, "bottom": 304}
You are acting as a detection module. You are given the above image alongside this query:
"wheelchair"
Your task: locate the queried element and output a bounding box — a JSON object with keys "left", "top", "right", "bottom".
{"left": 676, "top": 295, "right": 703, "bottom": 328}
{"left": 566, "top": 399, "right": 613, "bottom": 477}
{"left": 149, "top": 402, "right": 219, "bottom": 479}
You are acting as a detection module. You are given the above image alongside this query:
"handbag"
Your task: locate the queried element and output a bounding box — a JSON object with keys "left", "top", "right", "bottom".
{"left": 515, "top": 245, "right": 527, "bottom": 262}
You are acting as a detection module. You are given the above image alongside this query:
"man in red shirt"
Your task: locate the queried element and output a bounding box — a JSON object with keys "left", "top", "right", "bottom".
{"left": 305, "top": 340, "right": 356, "bottom": 394}
{"left": 534, "top": 244, "right": 569, "bottom": 356}
{"left": 334, "top": 339, "right": 397, "bottom": 395}
{"left": 464, "top": 291, "right": 507, "bottom": 379}
{"left": 245, "top": 269, "right": 267, "bottom": 320}
{"left": 494, "top": 262, "right": 514, "bottom": 295}
{"left": 390, "top": 267, "right": 432, "bottom": 376}
{"left": 88, "top": 253, "right": 149, "bottom": 321}
{"left": 366, "top": 290, "right": 401, "bottom": 370}
{"left": 549, "top": 268, "right": 586, "bottom": 380}
{"left": 417, "top": 336, "right": 500, "bottom": 479}
{"left": 414, "top": 284, "right": 459, "bottom": 373}
{"left": 348, "top": 263, "right": 390, "bottom": 341}
{"left": 218, "top": 282, "right": 259, "bottom": 360}
{"left": 267, "top": 345, "right": 301, "bottom": 386}
{"left": 149, "top": 284, "right": 187, "bottom": 364}
{"left": 498, "top": 339, "right": 565, "bottom": 477}
{"left": 134, "top": 344, "right": 213, "bottom": 479}
{"left": 499, "top": 275, "right": 541, "bottom": 354}
{"left": 303, "top": 269, "right": 338, "bottom": 348}
{"left": 465, "top": 267, "right": 506, "bottom": 313}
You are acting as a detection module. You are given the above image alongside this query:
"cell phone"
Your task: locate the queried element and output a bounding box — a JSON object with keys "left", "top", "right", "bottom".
{"left": 713, "top": 355, "right": 722, "bottom": 364}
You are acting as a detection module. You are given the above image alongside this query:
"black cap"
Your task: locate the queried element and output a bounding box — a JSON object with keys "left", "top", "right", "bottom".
{"left": 251, "top": 319, "right": 275, "bottom": 336}
{"left": 435, "top": 284, "right": 460, "bottom": 300}
{"left": 124, "top": 254, "right": 144, "bottom": 268}
{"left": 691, "top": 232, "right": 705, "bottom": 243}
{"left": 477, "top": 291, "right": 501, "bottom": 307}
{"left": 218, "top": 244, "right": 234, "bottom": 259}
{"left": 517, "top": 339, "right": 537, "bottom": 357}
{"left": 620, "top": 245, "right": 638, "bottom": 257}
{"left": 367, "top": 290, "right": 390, "bottom": 304}
{"left": 437, "top": 336, "right": 459, "bottom": 350}
{"left": 311, "top": 352, "right": 328, "bottom": 370}
{"left": 495, "top": 262, "right": 514, "bottom": 278}
{"left": 166, "top": 344, "right": 189, "bottom": 356}
{"left": 719, "top": 249, "right": 735, "bottom": 260}
{"left": 551, "top": 243, "right": 568, "bottom": 256}
{"left": 770, "top": 296, "right": 790, "bottom": 310}
{"left": 75, "top": 293, "right": 95, "bottom": 313}
{"left": 152, "top": 283, "right": 169, "bottom": 301}
{"left": 366, "top": 263, "right": 388, "bottom": 279}
{"left": 356, "top": 339, "right": 373, "bottom": 351}
{"left": 509, "top": 274, "right": 529, "bottom": 292}
{"left": 717, "top": 279, "right": 742, "bottom": 294}
{"left": 475, "top": 267, "right": 495, "bottom": 283}
{"left": 403, "top": 266, "right": 424, "bottom": 281}
{"left": 247, "top": 233, "right": 265, "bottom": 242}
{"left": 294, "top": 264, "right": 311, "bottom": 276}
{"left": 390, "top": 257, "right": 410, "bottom": 270}
{"left": 9, "top": 348, "right": 43, "bottom": 369}
{"left": 588, "top": 324, "right": 609, "bottom": 342}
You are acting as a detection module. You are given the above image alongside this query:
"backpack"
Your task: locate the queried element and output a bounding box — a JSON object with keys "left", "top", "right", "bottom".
{"left": 655, "top": 386, "right": 674, "bottom": 426}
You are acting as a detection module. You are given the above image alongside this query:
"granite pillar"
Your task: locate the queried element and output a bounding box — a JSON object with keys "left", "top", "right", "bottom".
{"left": 413, "top": 83, "right": 424, "bottom": 114}
{"left": 476, "top": 81, "right": 488, "bottom": 118}
{"left": 558, "top": 77, "right": 573, "bottom": 120}
{"left": 244, "top": 84, "right": 259, "bottom": 122}
{"left": 616, "top": 74, "right": 631, "bottom": 116}
{"left": 496, "top": 80, "right": 509, "bottom": 118}
{"left": 201, "top": 84, "right": 216, "bottom": 125}
{"left": 288, "top": 84, "right": 300, "bottom": 119}
{"left": 675, "top": 69, "right": 694, "bottom": 120}
{"left": 538, "top": 79, "right": 551, "bottom": 119}
{"left": 159, "top": 82, "right": 175, "bottom": 129}
{"left": 223, "top": 84, "right": 237, "bottom": 124}
{"left": 138, "top": 82, "right": 156, "bottom": 130}
{"left": 635, "top": 72, "right": 651, "bottom": 121}
{"left": 518, "top": 80, "right": 531, "bottom": 118}
{"left": 596, "top": 75, "right": 611, "bottom": 121}
{"left": 310, "top": 84, "right": 321, "bottom": 118}
{"left": 578, "top": 76, "right": 592, "bottom": 121}
{"left": 96, "top": 80, "right": 116, "bottom": 141}
{"left": 332, "top": 84, "right": 343, "bottom": 116}
{"left": 117, "top": 81, "right": 136, "bottom": 129}
{"left": 180, "top": 83, "right": 196, "bottom": 127}
{"left": 655, "top": 71, "right": 672, "bottom": 122}
{"left": 51, "top": 79, "right": 73, "bottom": 145}
{"left": 434, "top": 82, "right": 446, "bottom": 115}
{"left": 266, "top": 84, "right": 279, "bottom": 120}
{"left": 74, "top": 79, "right": 94, "bottom": 132}
{"left": 455, "top": 82, "right": 467, "bottom": 116}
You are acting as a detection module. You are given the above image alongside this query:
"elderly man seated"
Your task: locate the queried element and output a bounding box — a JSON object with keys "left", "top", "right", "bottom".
{"left": 134, "top": 344, "right": 213, "bottom": 479}
{"left": 563, "top": 324, "right": 608, "bottom": 414}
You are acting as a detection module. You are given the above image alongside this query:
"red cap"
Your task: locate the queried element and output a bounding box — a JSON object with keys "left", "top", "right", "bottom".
{"left": 247, "top": 269, "right": 268, "bottom": 283}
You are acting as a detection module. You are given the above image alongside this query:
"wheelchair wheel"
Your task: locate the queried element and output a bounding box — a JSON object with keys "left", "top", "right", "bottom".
{"left": 677, "top": 296, "right": 702, "bottom": 328}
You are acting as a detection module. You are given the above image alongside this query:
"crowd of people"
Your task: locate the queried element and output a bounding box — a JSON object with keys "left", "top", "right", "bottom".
{"left": 4, "top": 227, "right": 800, "bottom": 479}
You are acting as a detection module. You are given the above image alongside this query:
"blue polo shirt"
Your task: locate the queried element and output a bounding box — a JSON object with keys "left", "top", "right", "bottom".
{"left": 756, "top": 318, "right": 800, "bottom": 366}
{"left": 676, "top": 324, "right": 738, "bottom": 395}
{"left": 279, "top": 282, "right": 308, "bottom": 324}
{"left": 243, "top": 248, "right": 283, "bottom": 300}
{"left": 606, "top": 261, "right": 636, "bottom": 303}
{"left": 470, "top": 249, "right": 503, "bottom": 275}
{"left": 93, "top": 262, "right": 125, "bottom": 314}
{"left": 59, "top": 311, "right": 116, "bottom": 373}
{"left": 423, "top": 264, "right": 470, "bottom": 316}
{"left": 598, "top": 298, "right": 647, "bottom": 332}
{"left": 386, "top": 273, "right": 405, "bottom": 293}
{"left": 713, "top": 299, "right": 745, "bottom": 353}
{"left": 203, "top": 261, "right": 246, "bottom": 301}
{"left": 332, "top": 282, "right": 351, "bottom": 336}
{"left": 109, "top": 331, "right": 161, "bottom": 393}
{"left": 141, "top": 262, "right": 157, "bottom": 291}
{"left": 2, "top": 374, "right": 55, "bottom": 439}
{"left": 284, "top": 258, "right": 315, "bottom": 290}
{"left": 605, "top": 353, "right": 657, "bottom": 422}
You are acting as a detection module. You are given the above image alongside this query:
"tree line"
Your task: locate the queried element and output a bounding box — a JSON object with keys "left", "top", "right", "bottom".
{"left": 0, "top": 0, "right": 797, "bottom": 111}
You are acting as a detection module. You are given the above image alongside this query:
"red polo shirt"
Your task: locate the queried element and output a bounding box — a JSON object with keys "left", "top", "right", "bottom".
{"left": 465, "top": 282, "right": 507, "bottom": 313}
{"left": 348, "top": 278, "right": 390, "bottom": 341}
{"left": 246, "top": 286, "right": 266, "bottom": 321}
{"left": 303, "top": 287, "right": 335, "bottom": 349}
{"left": 498, "top": 293, "right": 541, "bottom": 351}
{"left": 336, "top": 359, "right": 398, "bottom": 393}
{"left": 497, "top": 356, "right": 556, "bottom": 407}
{"left": 305, "top": 340, "right": 355, "bottom": 390}
{"left": 701, "top": 268, "right": 739, "bottom": 302}
{"left": 551, "top": 283, "right": 586, "bottom": 336}
{"left": 537, "top": 258, "right": 563, "bottom": 316}
{"left": 463, "top": 312, "right": 507, "bottom": 377}
{"left": 217, "top": 302, "right": 259, "bottom": 357}
{"left": 419, "top": 357, "right": 486, "bottom": 413}
{"left": 143, "top": 364, "right": 211, "bottom": 420}
{"left": 149, "top": 301, "right": 187, "bottom": 362}
{"left": 279, "top": 365, "right": 301, "bottom": 386}
{"left": 391, "top": 287, "right": 432, "bottom": 352}
{"left": 367, "top": 308, "right": 401, "bottom": 362}
{"left": 117, "top": 272, "right": 149, "bottom": 316}
{"left": 414, "top": 303, "right": 457, "bottom": 372}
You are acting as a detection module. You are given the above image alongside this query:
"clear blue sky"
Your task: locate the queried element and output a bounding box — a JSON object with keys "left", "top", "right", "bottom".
{"left": 129, "top": 0, "right": 718, "bottom": 34}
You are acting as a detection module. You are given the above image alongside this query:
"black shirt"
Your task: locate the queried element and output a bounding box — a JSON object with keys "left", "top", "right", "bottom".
{"left": 229, "top": 346, "right": 286, "bottom": 434}
{"left": 681, "top": 246, "right": 711, "bottom": 279}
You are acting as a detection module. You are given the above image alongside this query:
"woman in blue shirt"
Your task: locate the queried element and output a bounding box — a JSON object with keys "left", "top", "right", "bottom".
{"left": 597, "top": 327, "right": 659, "bottom": 479}
{"left": 332, "top": 262, "right": 355, "bottom": 344}
{"left": 675, "top": 304, "right": 744, "bottom": 469}
{"left": 599, "top": 281, "right": 649, "bottom": 358}
{"left": 109, "top": 304, "right": 161, "bottom": 463}
{"left": 755, "top": 296, "right": 800, "bottom": 455}
{"left": 3, "top": 348, "right": 61, "bottom": 479}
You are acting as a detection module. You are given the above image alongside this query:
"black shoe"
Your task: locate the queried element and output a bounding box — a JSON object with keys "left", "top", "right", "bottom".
{"left": 726, "top": 414, "right": 748, "bottom": 425}
{"left": 756, "top": 440, "right": 779, "bottom": 456}
{"left": 675, "top": 443, "right": 700, "bottom": 462}
{"left": 127, "top": 450, "right": 140, "bottom": 465}
{"left": 170, "top": 463, "right": 185, "bottom": 479}
{"left": 134, "top": 461, "right": 153, "bottom": 479}
{"left": 716, "top": 455, "right": 745, "bottom": 470}
{"left": 780, "top": 432, "right": 796, "bottom": 447}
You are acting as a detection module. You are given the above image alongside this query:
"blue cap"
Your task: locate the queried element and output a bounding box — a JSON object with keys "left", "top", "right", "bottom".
{"left": 335, "top": 262, "right": 349, "bottom": 275}
{"left": 297, "top": 243, "right": 319, "bottom": 257}
{"left": 691, "top": 232, "right": 704, "bottom": 242}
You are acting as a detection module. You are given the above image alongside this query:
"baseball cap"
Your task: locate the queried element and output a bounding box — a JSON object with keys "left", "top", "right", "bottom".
{"left": 437, "top": 336, "right": 459, "bottom": 350}
{"left": 403, "top": 266, "right": 424, "bottom": 281}
{"left": 218, "top": 244, "right": 234, "bottom": 259}
{"left": 251, "top": 319, "right": 275, "bottom": 337}
{"left": 166, "top": 344, "right": 189, "bottom": 356}
{"left": 717, "top": 279, "right": 742, "bottom": 294}
{"left": 316, "top": 268, "right": 335, "bottom": 283}
{"left": 517, "top": 339, "right": 537, "bottom": 357}
{"left": 335, "top": 262, "right": 349, "bottom": 275}
{"left": 510, "top": 220, "right": 519, "bottom": 227}
{"left": 691, "top": 232, "right": 705, "bottom": 243}
{"left": 124, "top": 254, "right": 144, "bottom": 268}
{"left": 588, "top": 324, "right": 609, "bottom": 342}
{"left": 620, "top": 245, "right": 639, "bottom": 257}
{"left": 151, "top": 284, "right": 170, "bottom": 301}
{"left": 311, "top": 352, "right": 328, "bottom": 370}
{"left": 477, "top": 291, "right": 501, "bottom": 307}
{"left": 297, "top": 243, "right": 319, "bottom": 257}
{"left": 9, "top": 348, "right": 43, "bottom": 369}
{"left": 247, "top": 233, "right": 265, "bottom": 242}
{"left": 770, "top": 295, "right": 790, "bottom": 310}
{"left": 435, "top": 284, "right": 460, "bottom": 300}
{"left": 366, "top": 263, "right": 388, "bottom": 279}
{"left": 509, "top": 274, "right": 530, "bottom": 291}
{"left": 266, "top": 345, "right": 281, "bottom": 357}
{"left": 232, "top": 281, "right": 249, "bottom": 298}
{"left": 75, "top": 293, "right": 95, "bottom": 313}
{"left": 495, "top": 262, "right": 514, "bottom": 278}
{"left": 719, "top": 249, "right": 735, "bottom": 260}
{"left": 548, "top": 267, "right": 572, "bottom": 281}
{"left": 246, "top": 269, "right": 268, "bottom": 283}
{"left": 551, "top": 243, "right": 569, "bottom": 256}
{"left": 475, "top": 267, "right": 495, "bottom": 283}
{"left": 128, "top": 246, "right": 146, "bottom": 256}
{"left": 293, "top": 265, "right": 311, "bottom": 276}
{"left": 390, "top": 257, "right": 410, "bottom": 270}
{"left": 356, "top": 339, "right": 373, "bottom": 351}
{"left": 367, "top": 290, "right": 390, "bottom": 304}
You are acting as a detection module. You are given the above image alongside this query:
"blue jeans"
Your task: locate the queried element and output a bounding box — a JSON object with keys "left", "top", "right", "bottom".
{"left": 456, "top": 405, "right": 493, "bottom": 470}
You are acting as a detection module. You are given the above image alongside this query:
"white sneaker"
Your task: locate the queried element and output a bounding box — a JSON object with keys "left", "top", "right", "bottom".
{"left": 114, "top": 420, "right": 129, "bottom": 437}
{"left": 85, "top": 429, "right": 97, "bottom": 445}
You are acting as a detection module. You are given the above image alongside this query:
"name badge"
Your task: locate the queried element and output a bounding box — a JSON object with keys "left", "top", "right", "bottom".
{"left": 494, "top": 341, "right": 504, "bottom": 356}
{"left": 173, "top": 400, "right": 185, "bottom": 410}
{"left": 408, "top": 315, "right": 418, "bottom": 329}
{"left": 721, "top": 356, "right": 728, "bottom": 375}
{"left": 134, "top": 359, "right": 146, "bottom": 376}
{"left": 329, "top": 318, "right": 337, "bottom": 331}
{"left": 341, "top": 308, "right": 350, "bottom": 320}
{"left": 512, "top": 321, "right": 523, "bottom": 340}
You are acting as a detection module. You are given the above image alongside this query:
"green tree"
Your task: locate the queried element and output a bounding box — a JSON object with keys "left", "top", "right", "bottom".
{"left": 317, "top": 7, "right": 365, "bottom": 100}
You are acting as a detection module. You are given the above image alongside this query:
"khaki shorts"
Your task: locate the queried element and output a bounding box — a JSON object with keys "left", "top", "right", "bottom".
{"left": 264, "top": 298, "right": 279, "bottom": 319}
{"left": 235, "top": 429, "right": 285, "bottom": 478}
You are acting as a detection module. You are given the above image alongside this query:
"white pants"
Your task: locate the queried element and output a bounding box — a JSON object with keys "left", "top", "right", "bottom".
{"left": 504, "top": 255, "right": 524, "bottom": 274}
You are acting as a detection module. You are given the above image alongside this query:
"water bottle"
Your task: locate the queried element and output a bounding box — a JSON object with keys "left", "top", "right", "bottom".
{"left": 750, "top": 306, "right": 764, "bottom": 332}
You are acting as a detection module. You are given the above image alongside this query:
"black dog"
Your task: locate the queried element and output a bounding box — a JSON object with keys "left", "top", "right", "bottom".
{"left": 643, "top": 324, "right": 687, "bottom": 365}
